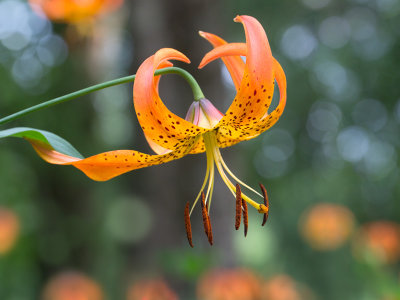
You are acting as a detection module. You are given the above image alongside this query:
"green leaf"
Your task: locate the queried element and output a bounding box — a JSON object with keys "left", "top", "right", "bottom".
{"left": 0, "top": 127, "right": 84, "bottom": 159}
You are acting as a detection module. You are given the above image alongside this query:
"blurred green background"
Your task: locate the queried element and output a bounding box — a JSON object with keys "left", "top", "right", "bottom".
{"left": 0, "top": 0, "right": 400, "bottom": 299}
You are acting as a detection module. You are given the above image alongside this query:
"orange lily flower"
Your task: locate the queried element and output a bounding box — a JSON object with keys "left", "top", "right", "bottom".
{"left": 27, "top": 15, "right": 286, "bottom": 245}
{"left": 29, "top": 0, "right": 123, "bottom": 23}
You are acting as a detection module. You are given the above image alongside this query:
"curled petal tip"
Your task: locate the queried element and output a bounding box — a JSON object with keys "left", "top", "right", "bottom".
{"left": 155, "top": 48, "right": 191, "bottom": 65}
{"left": 199, "top": 30, "right": 205, "bottom": 37}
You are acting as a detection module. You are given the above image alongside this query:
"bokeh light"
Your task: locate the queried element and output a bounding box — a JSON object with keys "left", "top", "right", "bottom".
{"left": 352, "top": 221, "right": 400, "bottom": 264}
{"left": 299, "top": 203, "right": 355, "bottom": 251}
{"left": 197, "top": 269, "right": 261, "bottom": 300}
{"left": 42, "top": 271, "right": 103, "bottom": 300}
{"left": 127, "top": 278, "right": 178, "bottom": 300}
{"left": 0, "top": 207, "right": 19, "bottom": 255}
{"left": 29, "top": 0, "right": 124, "bottom": 23}
{"left": 281, "top": 25, "right": 317, "bottom": 61}
{"left": 261, "top": 274, "right": 312, "bottom": 300}
{"left": 318, "top": 16, "right": 351, "bottom": 49}
{"left": 0, "top": 0, "right": 67, "bottom": 92}
{"left": 254, "top": 128, "right": 295, "bottom": 179}
{"left": 106, "top": 197, "right": 152, "bottom": 244}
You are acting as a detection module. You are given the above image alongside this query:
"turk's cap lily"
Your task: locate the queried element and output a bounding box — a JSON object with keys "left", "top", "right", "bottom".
{"left": 27, "top": 15, "right": 286, "bottom": 181}
{"left": 23, "top": 15, "right": 286, "bottom": 246}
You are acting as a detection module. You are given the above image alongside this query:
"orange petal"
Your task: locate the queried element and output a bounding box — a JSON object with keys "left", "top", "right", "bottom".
{"left": 144, "top": 133, "right": 172, "bottom": 155}
{"left": 254, "top": 58, "right": 287, "bottom": 132}
{"left": 216, "top": 57, "right": 286, "bottom": 148}
{"left": 199, "top": 31, "right": 245, "bottom": 91}
{"left": 29, "top": 136, "right": 199, "bottom": 181}
{"left": 200, "top": 16, "right": 275, "bottom": 129}
{"left": 222, "top": 15, "right": 274, "bottom": 123}
{"left": 133, "top": 48, "right": 208, "bottom": 153}
{"left": 29, "top": 139, "right": 81, "bottom": 164}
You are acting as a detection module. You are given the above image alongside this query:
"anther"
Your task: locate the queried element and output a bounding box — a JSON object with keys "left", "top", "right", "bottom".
{"left": 184, "top": 202, "right": 193, "bottom": 247}
{"left": 242, "top": 198, "right": 248, "bottom": 237}
{"left": 235, "top": 184, "right": 242, "bottom": 230}
{"left": 259, "top": 183, "right": 269, "bottom": 226}
{"left": 201, "top": 192, "right": 213, "bottom": 245}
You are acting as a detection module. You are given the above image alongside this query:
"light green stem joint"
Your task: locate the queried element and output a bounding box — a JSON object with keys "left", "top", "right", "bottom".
{"left": 0, "top": 67, "right": 204, "bottom": 126}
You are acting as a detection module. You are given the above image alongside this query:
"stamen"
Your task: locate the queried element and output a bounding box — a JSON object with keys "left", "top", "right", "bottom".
{"left": 235, "top": 184, "right": 242, "bottom": 230}
{"left": 218, "top": 152, "right": 262, "bottom": 198}
{"left": 207, "top": 133, "right": 263, "bottom": 211}
{"left": 242, "top": 198, "right": 248, "bottom": 237}
{"left": 259, "top": 183, "right": 269, "bottom": 226}
{"left": 184, "top": 202, "right": 193, "bottom": 247}
{"left": 205, "top": 157, "right": 215, "bottom": 213}
{"left": 190, "top": 140, "right": 213, "bottom": 216}
{"left": 201, "top": 192, "right": 213, "bottom": 245}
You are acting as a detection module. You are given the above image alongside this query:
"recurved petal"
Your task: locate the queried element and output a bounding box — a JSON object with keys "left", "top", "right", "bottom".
{"left": 199, "top": 31, "right": 245, "bottom": 90}
{"left": 215, "top": 57, "right": 286, "bottom": 148}
{"left": 253, "top": 58, "right": 287, "bottom": 133}
{"left": 29, "top": 136, "right": 199, "bottom": 181}
{"left": 134, "top": 48, "right": 208, "bottom": 153}
{"left": 200, "top": 16, "right": 275, "bottom": 127}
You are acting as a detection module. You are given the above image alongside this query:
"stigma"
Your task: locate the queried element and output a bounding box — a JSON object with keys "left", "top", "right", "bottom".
{"left": 183, "top": 99, "right": 270, "bottom": 247}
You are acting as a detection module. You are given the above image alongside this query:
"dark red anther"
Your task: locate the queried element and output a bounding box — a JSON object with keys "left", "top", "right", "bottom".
{"left": 184, "top": 202, "right": 193, "bottom": 247}
{"left": 201, "top": 192, "right": 213, "bottom": 245}
{"left": 235, "top": 184, "right": 242, "bottom": 230}
{"left": 242, "top": 198, "right": 248, "bottom": 237}
{"left": 259, "top": 183, "right": 269, "bottom": 226}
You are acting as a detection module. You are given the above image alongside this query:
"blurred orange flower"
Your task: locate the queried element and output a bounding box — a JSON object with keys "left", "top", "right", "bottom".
{"left": 42, "top": 271, "right": 103, "bottom": 300}
{"left": 29, "top": 0, "right": 123, "bottom": 23}
{"left": 127, "top": 278, "right": 178, "bottom": 300}
{"left": 352, "top": 221, "right": 400, "bottom": 264}
{"left": 299, "top": 203, "right": 355, "bottom": 251}
{"left": 261, "top": 275, "right": 312, "bottom": 300}
{"left": 0, "top": 207, "right": 20, "bottom": 255}
{"left": 197, "top": 269, "right": 261, "bottom": 300}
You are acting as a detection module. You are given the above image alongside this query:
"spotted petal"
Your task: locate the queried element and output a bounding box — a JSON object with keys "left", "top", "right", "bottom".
{"left": 29, "top": 136, "right": 199, "bottom": 181}
{"left": 200, "top": 15, "right": 275, "bottom": 126}
{"left": 133, "top": 48, "right": 208, "bottom": 153}
{"left": 199, "top": 16, "right": 285, "bottom": 147}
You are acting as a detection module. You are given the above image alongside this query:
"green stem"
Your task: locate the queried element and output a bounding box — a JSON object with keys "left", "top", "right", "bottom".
{"left": 0, "top": 67, "right": 204, "bottom": 126}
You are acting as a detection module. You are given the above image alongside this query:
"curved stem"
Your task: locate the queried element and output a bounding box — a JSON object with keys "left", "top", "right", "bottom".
{"left": 0, "top": 67, "right": 204, "bottom": 126}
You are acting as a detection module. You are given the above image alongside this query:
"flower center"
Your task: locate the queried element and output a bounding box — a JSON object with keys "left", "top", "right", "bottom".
{"left": 183, "top": 98, "right": 269, "bottom": 246}
{"left": 198, "top": 131, "right": 268, "bottom": 214}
